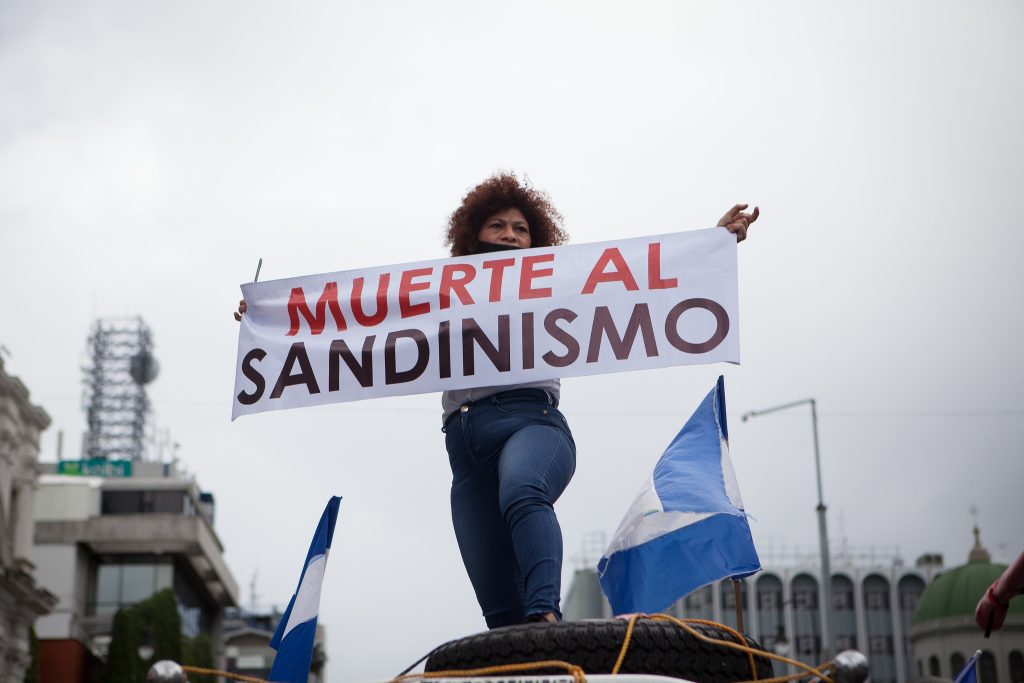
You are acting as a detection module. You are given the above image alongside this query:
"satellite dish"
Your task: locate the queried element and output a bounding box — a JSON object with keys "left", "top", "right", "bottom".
{"left": 130, "top": 352, "right": 160, "bottom": 385}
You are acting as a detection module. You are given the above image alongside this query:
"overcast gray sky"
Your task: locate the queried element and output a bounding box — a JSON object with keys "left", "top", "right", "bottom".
{"left": 3, "top": 1, "right": 1023, "bottom": 680}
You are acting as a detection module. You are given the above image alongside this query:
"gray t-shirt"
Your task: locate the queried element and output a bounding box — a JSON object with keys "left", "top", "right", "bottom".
{"left": 441, "top": 379, "right": 561, "bottom": 425}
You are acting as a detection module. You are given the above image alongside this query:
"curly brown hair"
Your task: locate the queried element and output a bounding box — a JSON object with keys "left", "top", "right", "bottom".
{"left": 444, "top": 172, "right": 569, "bottom": 256}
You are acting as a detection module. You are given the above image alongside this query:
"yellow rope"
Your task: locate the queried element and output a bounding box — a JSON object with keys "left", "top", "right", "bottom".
{"left": 679, "top": 616, "right": 759, "bottom": 680}
{"left": 608, "top": 614, "right": 761, "bottom": 680}
{"left": 392, "top": 660, "right": 587, "bottom": 683}
{"left": 610, "top": 613, "right": 640, "bottom": 674}
{"left": 181, "top": 664, "right": 269, "bottom": 682}
{"left": 644, "top": 614, "right": 835, "bottom": 683}
{"left": 604, "top": 613, "right": 834, "bottom": 683}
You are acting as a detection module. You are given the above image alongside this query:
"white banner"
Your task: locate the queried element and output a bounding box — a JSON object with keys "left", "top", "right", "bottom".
{"left": 232, "top": 228, "right": 739, "bottom": 419}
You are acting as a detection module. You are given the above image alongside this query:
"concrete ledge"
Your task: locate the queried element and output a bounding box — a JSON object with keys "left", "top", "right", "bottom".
{"left": 36, "top": 515, "right": 238, "bottom": 607}
{"left": 909, "top": 613, "right": 1024, "bottom": 639}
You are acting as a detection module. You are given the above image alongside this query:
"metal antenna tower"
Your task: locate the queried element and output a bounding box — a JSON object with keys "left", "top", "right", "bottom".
{"left": 82, "top": 317, "right": 160, "bottom": 461}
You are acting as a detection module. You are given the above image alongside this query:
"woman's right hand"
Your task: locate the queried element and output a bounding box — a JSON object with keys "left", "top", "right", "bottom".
{"left": 233, "top": 299, "right": 247, "bottom": 322}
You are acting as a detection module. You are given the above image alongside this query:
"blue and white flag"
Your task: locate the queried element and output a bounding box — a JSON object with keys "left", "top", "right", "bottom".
{"left": 269, "top": 496, "right": 342, "bottom": 683}
{"left": 953, "top": 651, "right": 981, "bottom": 683}
{"left": 597, "top": 376, "right": 760, "bottom": 615}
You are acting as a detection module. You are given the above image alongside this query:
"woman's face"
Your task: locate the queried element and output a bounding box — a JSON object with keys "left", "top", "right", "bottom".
{"left": 477, "top": 207, "right": 532, "bottom": 249}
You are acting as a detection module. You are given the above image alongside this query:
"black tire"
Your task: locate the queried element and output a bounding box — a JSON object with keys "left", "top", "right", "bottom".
{"left": 425, "top": 619, "right": 774, "bottom": 683}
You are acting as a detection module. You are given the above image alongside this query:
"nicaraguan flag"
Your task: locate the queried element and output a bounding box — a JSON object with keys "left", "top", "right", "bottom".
{"left": 953, "top": 651, "right": 981, "bottom": 683}
{"left": 598, "top": 376, "right": 760, "bottom": 615}
{"left": 269, "top": 496, "right": 342, "bottom": 683}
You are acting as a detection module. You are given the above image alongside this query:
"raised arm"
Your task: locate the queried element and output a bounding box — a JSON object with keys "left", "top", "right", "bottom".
{"left": 976, "top": 550, "right": 1024, "bottom": 633}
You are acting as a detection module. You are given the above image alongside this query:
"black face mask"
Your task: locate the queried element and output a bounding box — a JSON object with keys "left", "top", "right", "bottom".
{"left": 472, "top": 241, "right": 524, "bottom": 254}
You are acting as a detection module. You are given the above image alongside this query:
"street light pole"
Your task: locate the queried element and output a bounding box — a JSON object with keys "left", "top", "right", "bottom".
{"left": 742, "top": 398, "right": 834, "bottom": 661}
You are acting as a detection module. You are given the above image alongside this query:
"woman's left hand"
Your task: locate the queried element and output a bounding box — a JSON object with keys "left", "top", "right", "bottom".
{"left": 717, "top": 204, "right": 760, "bottom": 243}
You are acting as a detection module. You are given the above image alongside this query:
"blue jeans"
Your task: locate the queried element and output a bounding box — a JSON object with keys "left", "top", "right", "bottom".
{"left": 444, "top": 389, "right": 576, "bottom": 628}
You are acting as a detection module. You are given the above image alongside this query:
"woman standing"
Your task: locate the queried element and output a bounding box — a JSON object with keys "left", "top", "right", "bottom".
{"left": 438, "top": 173, "right": 757, "bottom": 628}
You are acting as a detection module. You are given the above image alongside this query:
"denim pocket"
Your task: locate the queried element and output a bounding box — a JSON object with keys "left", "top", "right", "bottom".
{"left": 493, "top": 398, "right": 551, "bottom": 416}
{"left": 551, "top": 408, "right": 571, "bottom": 432}
{"left": 548, "top": 408, "right": 574, "bottom": 445}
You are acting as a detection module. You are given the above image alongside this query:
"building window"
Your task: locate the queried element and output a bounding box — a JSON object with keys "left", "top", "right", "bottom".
{"left": 1009, "top": 651, "right": 1023, "bottom": 683}
{"left": 683, "top": 585, "right": 713, "bottom": 620}
{"left": 951, "top": 653, "right": 966, "bottom": 678}
{"left": 173, "top": 567, "right": 213, "bottom": 638}
{"left": 835, "top": 634, "right": 857, "bottom": 651}
{"left": 832, "top": 575, "right": 857, "bottom": 653}
{"left": 899, "top": 575, "right": 926, "bottom": 683}
{"left": 865, "top": 590, "right": 889, "bottom": 610}
{"left": 722, "top": 582, "right": 735, "bottom": 608}
{"left": 796, "top": 635, "right": 821, "bottom": 656}
{"left": 719, "top": 579, "right": 748, "bottom": 630}
{"left": 832, "top": 588, "right": 854, "bottom": 610}
{"left": 92, "top": 561, "right": 173, "bottom": 615}
{"left": 929, "top": 656, "right": 940, "bottom": 677}
{"left": 980, "top": 651, "right": 998, "bottom": 683}
{"left": 756, "top": 574, "right": 785, "bottom": 654}
{"left": 863, "top": 574, "right": 895, "bottom": 683}
{"left": 869, "top": 635, "right": 893, "bottom": 655}
{"left": 101, "top": 490, "right": 186, "bottom": 515}
{"left": 791, "top": 574, "right": 820, "bottom": 660}
{"left": 793, "top": 588, "right": 818, "bottom": 610}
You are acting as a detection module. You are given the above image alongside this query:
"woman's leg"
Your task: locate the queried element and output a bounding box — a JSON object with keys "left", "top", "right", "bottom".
{"left": 447, "top": 423, "right": 526, "bottom": 628}
{"left": 497, "top": 421, "right": 576, "bottom": 619}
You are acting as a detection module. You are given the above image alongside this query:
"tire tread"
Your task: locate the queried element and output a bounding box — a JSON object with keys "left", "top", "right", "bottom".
{"left": 425, "top": 619, "right": 773, "bottom": 683}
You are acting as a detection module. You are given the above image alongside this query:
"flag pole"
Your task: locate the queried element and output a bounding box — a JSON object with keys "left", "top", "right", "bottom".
{"left": 732, "top": 579, "right": 745, "bottom": 634}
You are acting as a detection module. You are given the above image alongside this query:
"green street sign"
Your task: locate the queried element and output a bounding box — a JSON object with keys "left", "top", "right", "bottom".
{"left": 57, "top": 459, "right": 133, "bottom": 478}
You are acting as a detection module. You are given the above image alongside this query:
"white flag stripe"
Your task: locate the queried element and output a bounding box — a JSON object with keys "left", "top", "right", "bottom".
{"left": 280, "top": 552, "right": 327, "bottom": 642}
{"left": 720, "top": 439, "right": 744, "bottom": 509}
{"left": 602, "top": 476, "right": 713, "bottom": 559}
{"left": 606, "top": 510, "right": 715, "bottom": 559}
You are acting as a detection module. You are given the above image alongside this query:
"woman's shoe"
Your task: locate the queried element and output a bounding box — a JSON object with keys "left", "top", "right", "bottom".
{"left": 523, "top": 612, "right": 558, "bottom": 624}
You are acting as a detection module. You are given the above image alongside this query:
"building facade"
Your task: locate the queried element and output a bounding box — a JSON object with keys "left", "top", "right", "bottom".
{"left": 0, "top": 356, "right": 57, "bottom": 681}
{"left": 32, "top": 461, "right": 238, "bottom": 682}
{"left": 909, "top": 531, "right": 1024, "bottom": 683}
{"left": 222, "top": 607, "right": 327, "bottom": 682}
